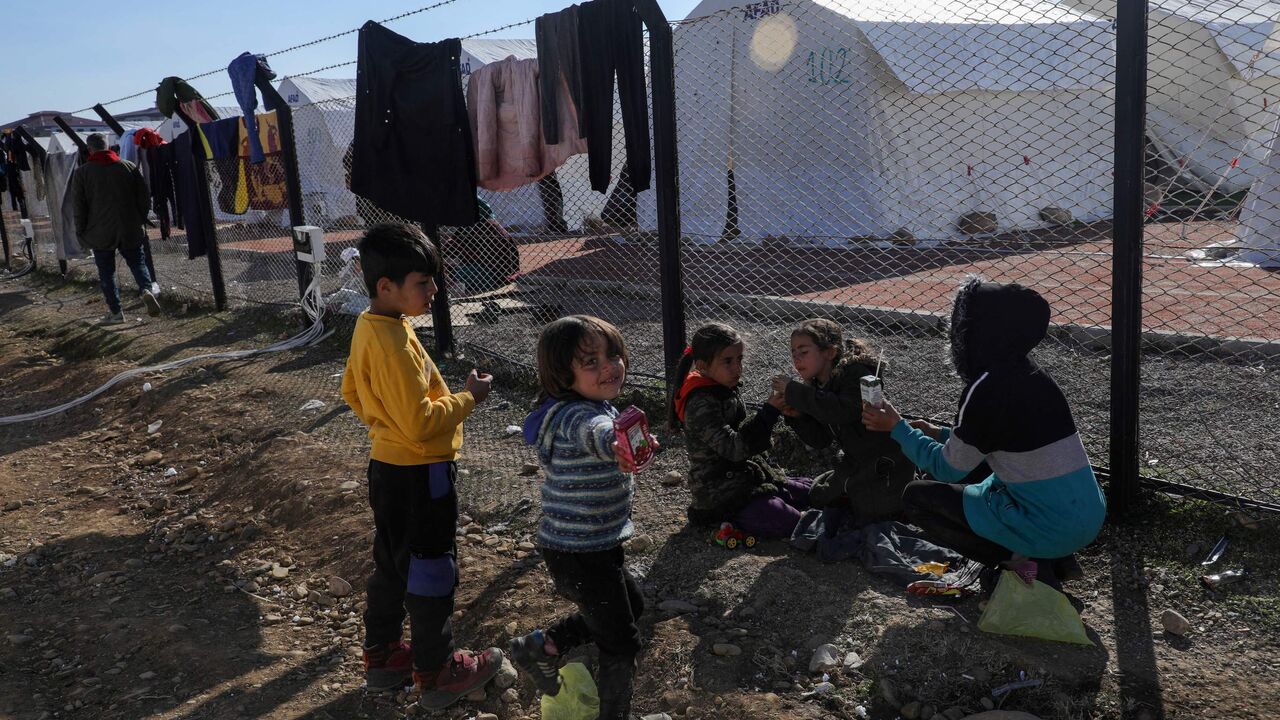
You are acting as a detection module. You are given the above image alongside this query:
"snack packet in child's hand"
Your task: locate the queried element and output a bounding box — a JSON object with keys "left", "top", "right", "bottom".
{"left": 613, "top": 406, "right": 655, "bottom": 472}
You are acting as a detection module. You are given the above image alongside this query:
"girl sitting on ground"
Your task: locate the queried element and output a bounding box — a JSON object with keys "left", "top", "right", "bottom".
{"left": 670, "top": 323, "right": 812, "bottom": 538}
{"left": 774, "top": 319, "right": 913, "bottom": 525}
{"left": 861, "top": 279, "right": 1104, "bottom": 592}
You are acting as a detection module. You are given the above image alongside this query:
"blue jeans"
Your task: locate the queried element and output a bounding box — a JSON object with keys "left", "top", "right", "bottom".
{"left": 94, "top": 244, "right": 153, "bottom": 315}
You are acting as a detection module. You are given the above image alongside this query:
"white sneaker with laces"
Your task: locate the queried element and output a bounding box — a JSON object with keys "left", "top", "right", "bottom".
{"left": 99, "top": 311, "right": 125, "bottom": 326}
{"left": 142, "top": 291, "right": 161, "bottom": 317}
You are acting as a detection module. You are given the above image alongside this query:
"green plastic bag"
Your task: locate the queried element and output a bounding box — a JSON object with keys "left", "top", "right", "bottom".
{"left": 978, "top": 571, "right": 1093, "bottom": 645}
{"left": 541, "top": 662, "right": 601, "bottom": 720}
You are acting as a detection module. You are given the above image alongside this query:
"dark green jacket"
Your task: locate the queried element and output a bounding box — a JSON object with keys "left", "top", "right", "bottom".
{"left": 784, "top": 359, "right": 913, "bottom": 522}
{"left": 71, "top": 159, "right": 150, "bottom": 252}
{"left": 155, "top": 77, "right": 218, "bottom": 121}
{"left": 683, "top": 384, "right": 784, "bottom": 523}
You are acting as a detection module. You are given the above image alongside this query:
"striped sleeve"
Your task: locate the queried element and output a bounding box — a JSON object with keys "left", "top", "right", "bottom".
{"left": 569, "top": 407, "right": 618, "bottom": 462}
{"left": 892, "top": 373, "right": 995, "bottom": 482}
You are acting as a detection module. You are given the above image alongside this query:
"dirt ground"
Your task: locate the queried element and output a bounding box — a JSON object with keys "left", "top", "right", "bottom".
{"left": 2, "top": 275, "right": 1279, "bottom": 720}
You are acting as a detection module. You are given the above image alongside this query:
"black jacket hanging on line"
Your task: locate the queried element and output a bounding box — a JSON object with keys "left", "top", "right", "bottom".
{"left": 351, "top": 21, "right": 478, "bottom": 227}
{"left": 578, "top": 0, "right": 651, "bottom": 195}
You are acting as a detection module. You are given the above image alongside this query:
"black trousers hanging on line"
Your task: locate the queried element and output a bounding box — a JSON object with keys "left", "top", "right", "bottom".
{"left": 578, "top": 0, "right": 651, "bottom": 195}
{"left": 536, "top": 5, "right": 585, "bottom": 146}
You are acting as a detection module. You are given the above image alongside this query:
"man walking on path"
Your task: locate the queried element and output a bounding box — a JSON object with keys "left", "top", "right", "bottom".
{"left": 72, "top": 133, "right": 160, "bottom": 326}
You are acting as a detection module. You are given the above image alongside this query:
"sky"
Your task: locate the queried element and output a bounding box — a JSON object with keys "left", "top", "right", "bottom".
{"left": 1, "top": 0, "right": 705, "bottom": 124}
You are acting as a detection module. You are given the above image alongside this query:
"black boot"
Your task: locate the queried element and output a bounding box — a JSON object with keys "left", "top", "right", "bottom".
{"left": 1053, "top": 554, "right": 1084, "bottom": 583}
{"left": 1033, "top": 558, "right": 1062, "bottom": 592}
{"left": 595, "top": 652, "right": 636, "bottom": 720}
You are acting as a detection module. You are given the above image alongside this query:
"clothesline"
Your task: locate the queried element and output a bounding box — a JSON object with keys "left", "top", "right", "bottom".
{"left": 68, "top": 0, "right": 469, "bottom": 114}
{"left": 285, "top": 17, "right": 539, "bottom": 81}
{"left": 350, "top": 3, "right": 654, "bottom": 228}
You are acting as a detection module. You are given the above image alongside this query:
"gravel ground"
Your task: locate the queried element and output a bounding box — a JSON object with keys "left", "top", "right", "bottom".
{"left": 25, "top": 225, "right": 1280, "bottom": 509}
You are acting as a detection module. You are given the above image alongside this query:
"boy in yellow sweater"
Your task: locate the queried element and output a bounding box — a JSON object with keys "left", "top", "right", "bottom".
{"left": 340, "top": 223, "right": 502, "bottom": 707}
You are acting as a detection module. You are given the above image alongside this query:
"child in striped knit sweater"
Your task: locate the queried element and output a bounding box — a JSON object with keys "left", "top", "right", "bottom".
{"left": 510, "top": 315, "right": 654, "bottom": 720}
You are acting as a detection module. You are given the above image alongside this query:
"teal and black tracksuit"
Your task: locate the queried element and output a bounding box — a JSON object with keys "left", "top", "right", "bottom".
{"left": 891, "top": 280, "right": 1106, "bottom": 564}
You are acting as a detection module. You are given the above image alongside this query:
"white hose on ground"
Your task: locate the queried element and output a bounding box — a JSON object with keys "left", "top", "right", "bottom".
{"left": 0, "top": 272, "right": 329, "bottom": 425}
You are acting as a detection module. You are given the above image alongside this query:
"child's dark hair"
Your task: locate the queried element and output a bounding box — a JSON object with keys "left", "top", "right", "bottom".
{"left": 357, "top": 223, "right": 441, "bottom": 297}
{"left": 791, "top": 319, "right": 876, "bottom": 376}
{"left": 536, "top": 315, "right": 629, "bottom": 400}
{"left": 667, "top": 323, "right": 742, "bottom": 429}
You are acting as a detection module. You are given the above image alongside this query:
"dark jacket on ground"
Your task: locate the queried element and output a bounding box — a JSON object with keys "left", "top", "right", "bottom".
{"left": 784, "top": 357, "right": 913, "bottom": 523}
{"left": 681, "top": 383, "right": 784, "bottom": 524}
{"left": 351, "top": 22, "right": 478, "bottom": 228}
{"left": 71, "top": 158, "right": 149, "bottom": 252}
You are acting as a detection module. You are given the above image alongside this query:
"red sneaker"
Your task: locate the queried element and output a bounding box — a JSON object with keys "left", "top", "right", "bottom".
{"left": 363, "top": 640, "right": 414, "bottom": 691}
{"left": 414, "top": 647, "right": 504, "bottom": 710}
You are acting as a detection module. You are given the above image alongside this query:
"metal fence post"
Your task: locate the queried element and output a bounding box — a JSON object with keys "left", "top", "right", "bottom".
{"left": 1110, "top": 0, "right": 1148, "bottom": 515}
{"left": 420, "top": 223, "right": 456, "bottom": 357}
{"left": 0, "top": 204, "right": 10, "bottom": 271}
{"left": 255, "top": 74, "right": 312, "bottom": 303}
{"left": 172, "top": 108, "right": 228, "bottom": 311}
{"left": 93, "top": 104, "right": 158, "bottom": 285}
{"left": 632, "top": 0, "right": 686, "bottom": 385}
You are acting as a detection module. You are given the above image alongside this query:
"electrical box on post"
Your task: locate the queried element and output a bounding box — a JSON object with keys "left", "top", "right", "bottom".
{"left": 292, "top": 225, "right": 324, "bottom": 265}
{"left": 20, "top": 219, "right": 33, "bottom": 240}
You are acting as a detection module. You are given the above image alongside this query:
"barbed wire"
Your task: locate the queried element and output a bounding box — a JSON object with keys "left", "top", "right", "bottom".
{"left": 462, "top": 17, "right": 536, "bottom": 39}
{"left": 67, "top": 0, "right": 467, "bottom": 115}
{"left": 283, "top": 17, "right": 538, "bottom": 87}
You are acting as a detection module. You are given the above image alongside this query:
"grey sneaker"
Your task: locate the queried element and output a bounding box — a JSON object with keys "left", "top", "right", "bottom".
{"left": 142, "top": 291, "right": 161, "bottom": 317}
{"left": 509, "top": 630, "right": 562, "bottom": 696}
{"left": 99, "top": 311, "right": 125, "bottom": 326}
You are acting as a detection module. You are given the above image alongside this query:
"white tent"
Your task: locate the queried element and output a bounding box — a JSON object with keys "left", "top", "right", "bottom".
{"left": 280, "top": 76, "right": 360, "bottom": 225}
{"left": 639, "top": 0, "right": 1116, "bottom": 242}
{"left": 1228, "top": 106, "right": 1280, "bottom": 267}
{"left": 1068, "top": 0, "right": 1280, "bottom": 195}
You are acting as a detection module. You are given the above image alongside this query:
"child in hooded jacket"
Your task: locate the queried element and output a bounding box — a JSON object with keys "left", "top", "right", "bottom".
{"left": 862, "top": 279, "right": 1105, "bottom": 591}
{"left": 671, "top": 323, "right": 812, "bottom": 538}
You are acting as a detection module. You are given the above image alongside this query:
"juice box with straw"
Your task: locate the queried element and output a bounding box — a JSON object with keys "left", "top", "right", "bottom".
{"left": 860, "top": 351, "right": 885, "bottom": 407}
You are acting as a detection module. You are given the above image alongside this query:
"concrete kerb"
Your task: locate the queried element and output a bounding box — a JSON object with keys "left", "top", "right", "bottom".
{"left": 515, "top": 275, "right": 1280, "bottom": 363}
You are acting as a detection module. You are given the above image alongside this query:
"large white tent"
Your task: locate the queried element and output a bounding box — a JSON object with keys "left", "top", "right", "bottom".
{"left": 638, "top": 0, "right": 1117, "bottom": 242}
{"left": 1069, "top": 0, "right": 1280, "bottom": 197}
{"left": 1233, "top": 127, "right": 1280, "bottom": 267}
{"left": 280, "top": 76, "right": 360, "bottom": 225}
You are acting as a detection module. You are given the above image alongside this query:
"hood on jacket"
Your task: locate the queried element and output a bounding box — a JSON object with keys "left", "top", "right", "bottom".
{"left": 949, "top": 278, "right": 1050, "bottom": 383}
{"left": 673, "top": 371, "right": 726, "bottom": 425}
{"left": 523, "top": 395, "right": 561, "bottom": 446}
{"left": 87, "top": 150, "right": 120, "bottom": 166}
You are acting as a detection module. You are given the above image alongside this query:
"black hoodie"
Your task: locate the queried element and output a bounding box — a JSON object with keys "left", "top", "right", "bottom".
{"left": 889, "top": 279, "right": 1106, "bottom": 559}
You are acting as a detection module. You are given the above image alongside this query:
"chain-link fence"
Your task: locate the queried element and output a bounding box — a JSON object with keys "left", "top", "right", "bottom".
{"left": 5, "top": 0, "right": 1280, "bottom": 510}
{"left": 1133, "top": 0, "right": 1280, "bottom": 509}
{"left": 667, "top": 0, "right": 1120, "bottom": 482}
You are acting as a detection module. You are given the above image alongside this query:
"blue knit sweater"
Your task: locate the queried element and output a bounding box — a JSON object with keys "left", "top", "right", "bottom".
{"left": 524, "top": 398, "right": 634, "bottom": 552}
